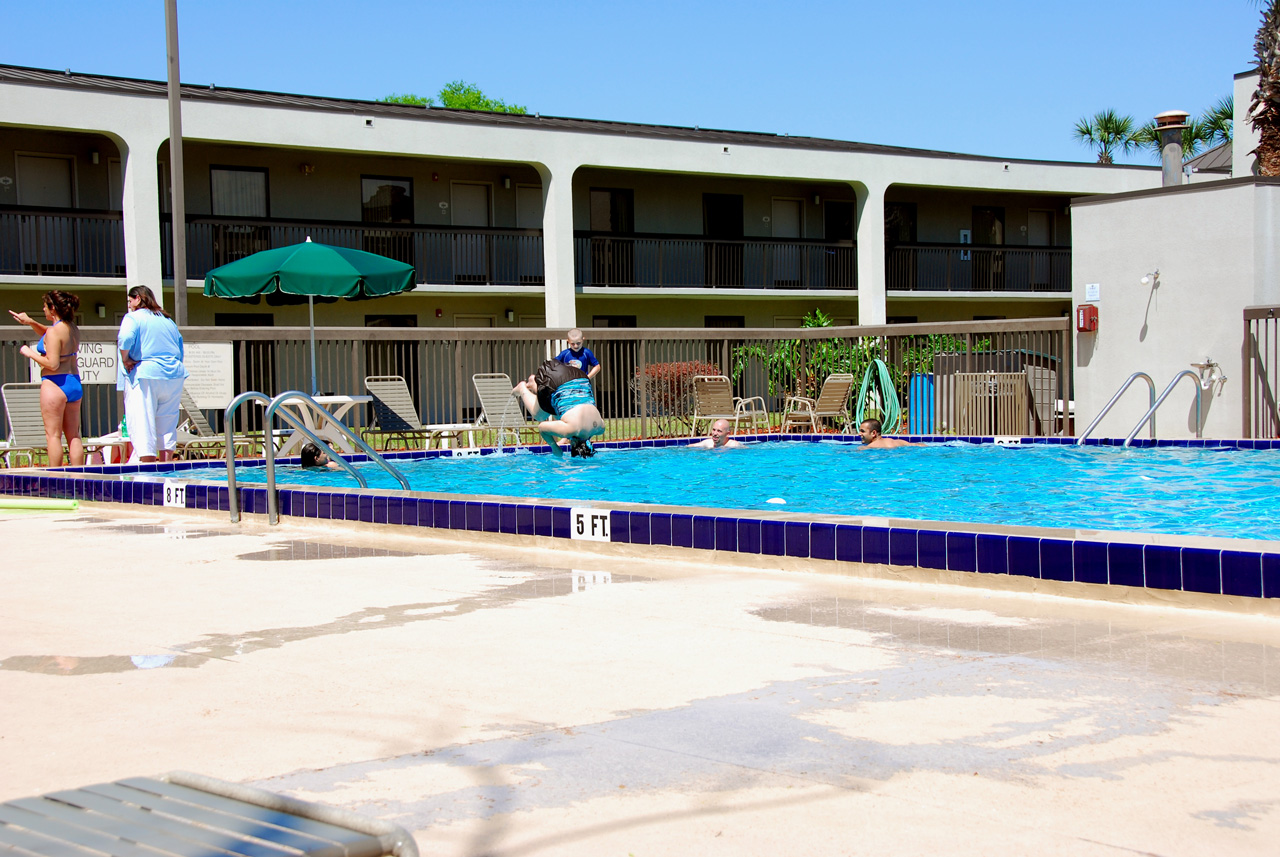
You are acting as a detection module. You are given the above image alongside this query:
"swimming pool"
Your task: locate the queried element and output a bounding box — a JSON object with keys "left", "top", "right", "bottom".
{"left": 161, "top": 441, "right": 1279, "bottom": 541}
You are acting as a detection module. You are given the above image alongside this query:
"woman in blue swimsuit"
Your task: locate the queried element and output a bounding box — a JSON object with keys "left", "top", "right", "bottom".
{"left": 10, "top": 290, "right": 84, "bottom": 466}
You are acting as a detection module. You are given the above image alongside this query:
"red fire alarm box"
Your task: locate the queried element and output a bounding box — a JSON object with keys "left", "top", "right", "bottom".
{"left": 1076, "top": 304, "right": 1098, "bottom": 332}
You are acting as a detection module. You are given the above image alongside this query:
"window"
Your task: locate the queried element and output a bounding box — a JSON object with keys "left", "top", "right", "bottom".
{"left": 884, "top": 202, "right": 917, "bottom": 244}
{"left": 361, "top": 176, "right": 413, "bottom": 223}
{"left": 210, "top": 167, "right": 268, "bottom": 217}
{"left": 705, "top": 316, "right": 745, "bottom": 328}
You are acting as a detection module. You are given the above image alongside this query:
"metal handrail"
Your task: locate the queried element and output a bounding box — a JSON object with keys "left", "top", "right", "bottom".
{"left": 1122, "top": 371, "right": 1204, "bottom": 447}
{"left": 263, "top": 391, "right": 410, "bottom": 524}
{"left": 1076, "top": 372, "right": 1156, "bottom": 445}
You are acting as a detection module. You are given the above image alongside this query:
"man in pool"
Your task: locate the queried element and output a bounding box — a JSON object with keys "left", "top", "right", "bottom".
{"left": 514, "top": 359, "right": 605, "bottom": 458}
{"left": 690, "top": 418, "right": 743, "bottom": 450}
{"left": 858, "top": 418, "right": 913, "bottom": 449}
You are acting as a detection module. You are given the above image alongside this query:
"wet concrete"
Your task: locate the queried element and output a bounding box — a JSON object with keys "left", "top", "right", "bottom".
{"left": 4, "top": 506, "right": 1280, "bottom": 855}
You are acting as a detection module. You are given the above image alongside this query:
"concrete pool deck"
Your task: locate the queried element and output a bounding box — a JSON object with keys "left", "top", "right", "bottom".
{"left": 3, "top": 504, "right": 1280, "bottom": 854}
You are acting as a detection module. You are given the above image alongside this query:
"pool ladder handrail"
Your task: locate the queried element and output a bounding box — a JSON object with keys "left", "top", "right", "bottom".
{"left": 1076, "top": 373, "right": 1156, "bottom": 445}
{"left": 1122, "top": 371, "right": 1203, "bottom": 447}
{"left": 223, "top": 390, "right": 410, "bottom": 524}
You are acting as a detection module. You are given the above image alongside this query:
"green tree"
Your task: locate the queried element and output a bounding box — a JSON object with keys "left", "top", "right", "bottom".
{"left": 1132, "top": 116, "right": 1213, "bottom": 162}
{"left": 381, "top": 81, "right": 527, "bottom": 114}
{"left": 1203, "top": 95, "right": 1234, "bottom": 146}
{"left": 1072, "top": 109, "right": 1138, "bottom": 164}
{"left": 1251, "top": 0, "right": 1280, "bottom": 175}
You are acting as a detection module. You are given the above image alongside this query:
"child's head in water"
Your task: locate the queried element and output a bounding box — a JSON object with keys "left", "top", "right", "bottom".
{"left": 300, "top": 442, "right": 329, "bottom": 468}
{"left": 569, "top": 437, "right": 595, "bottom": 458}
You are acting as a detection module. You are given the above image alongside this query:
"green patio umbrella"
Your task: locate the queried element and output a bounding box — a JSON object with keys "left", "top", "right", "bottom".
{"left": 203, "top": 238, "right": 415, "bottom": 394}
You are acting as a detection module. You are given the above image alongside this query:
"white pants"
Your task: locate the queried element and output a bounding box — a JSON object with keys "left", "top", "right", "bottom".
{"left": 130, "top": 377, "right": 185, "bottom": 458}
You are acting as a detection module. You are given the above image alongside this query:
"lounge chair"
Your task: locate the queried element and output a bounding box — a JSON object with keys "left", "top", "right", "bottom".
{"left": 1, "top": 382, "right": 124, "bottom": 467}
{"left": 473, "top": 373, "right": 538, "bottom": 445}
{"left": 364, "top": 375, "right": 476, "bottom": 450}
{"left": 780, "top": 372, "right": 855, "bottom": 433}
{"left": 175, "top": 389, "right": 260, "bottom": 461}
{"left": 0, "top": 770, "right": 418, "bottom": 857}
{"left": 688, "top": 375, "right": 768, "bottom": 438}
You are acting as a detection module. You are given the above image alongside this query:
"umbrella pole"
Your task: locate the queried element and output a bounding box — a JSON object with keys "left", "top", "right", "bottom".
{"left": 309, "top": 294, "right": 318, "bottom": 395}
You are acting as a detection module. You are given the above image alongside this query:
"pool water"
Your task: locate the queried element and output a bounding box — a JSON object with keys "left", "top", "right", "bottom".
{"left": 168, "top": 442, "right": 1280, "bottom": 541}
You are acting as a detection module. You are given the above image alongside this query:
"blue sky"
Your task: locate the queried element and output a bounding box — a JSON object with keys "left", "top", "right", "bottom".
{"left": 6, "top": 1, "right": 1263, "bottom": 164}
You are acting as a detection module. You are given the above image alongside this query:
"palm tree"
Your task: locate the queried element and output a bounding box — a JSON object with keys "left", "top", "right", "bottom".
{"left": 1203, "top": 95, "right": 1233, "bottom": 146}
{"left": 1073, "top": 110, "right": 1138, "bottom": 164}
{"left": 1251, "top": 0, "right": 1280, "bottom": 175}
{"left": 1132, "top": 116, "right": 1214, "bottom": 162}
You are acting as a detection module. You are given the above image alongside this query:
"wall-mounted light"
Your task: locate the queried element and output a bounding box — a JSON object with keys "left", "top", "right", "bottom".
{"left": 95, "top": 303, "right": 106, "bottom": 318}
{"left": 435, "top": 308, "right": 443, "bottom": 318}
{"left": 812, "top": 194, "right": 821, "bottom": 206}
{"left": 505, "top": 309, "right": 515, "bottom": 322}
{"left": 432, "top": 172, "right": 439, "bottom": 182}
{"left": 90, "top": 150, "right": 100, "bottom": 165}
{"left": 501, "top": 176, "right": 511, "bottom": 189}
{"left": 299, "top": 163, "right": 315, "bottom": 176}
{"left": 1140, "top": 269, "right": 1160, "bottom": 288}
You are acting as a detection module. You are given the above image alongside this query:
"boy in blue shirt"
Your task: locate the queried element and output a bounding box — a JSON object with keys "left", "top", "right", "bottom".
{"left": 555, "top": 328, "right": 601, "bottom": 381}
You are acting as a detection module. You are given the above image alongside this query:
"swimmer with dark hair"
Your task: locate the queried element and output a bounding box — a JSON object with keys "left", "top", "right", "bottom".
{"left": 514, "top": 359, "right": 605, "bottom": 458}
{"left": 300, "top": 442, "right": 341, "bottom": 469}
{"left": 857, "top": 418, "right": 914, "bottom": 449}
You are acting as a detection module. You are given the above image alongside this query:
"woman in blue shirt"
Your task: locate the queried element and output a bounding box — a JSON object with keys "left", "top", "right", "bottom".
{"left": 118, "top": 286, "right": 189, "bottom": 463}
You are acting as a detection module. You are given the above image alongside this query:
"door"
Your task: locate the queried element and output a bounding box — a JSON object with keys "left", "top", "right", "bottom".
{"left": 16, "top": 154, "right": 75, "bottom": 273}
{"left": 589, "top": 188, "right": 634, "bottom": 285}
{"left": 770, "top": 199, "right": 802, "bottom": 286}
{"left": 703, "top": 193, "right": 743, "bottom": 286}
{"left": 1027, "top": 209, "right": 1053, "bottom": 289}
{"left": 210, "top": 166, "right": 269, "bottom": 266}
{"left": 972, "top": 206, "right": 1005, "bottom": 291}
{"left": 515, "top": 184, "right": 545, "bottom": 284}
{"left": 452, "top": 183, "right": 491, "bottom": 283}
{"left": 825, "top": 199, "right": 856, "bottom": 288}
{"left": 360, "top": 175, "right": 415, "bottom": 267}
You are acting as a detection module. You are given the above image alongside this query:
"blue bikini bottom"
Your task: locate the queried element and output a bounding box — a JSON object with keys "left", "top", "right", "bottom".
{"left": 44, "top": 373, "right": 83, "bottom": 403}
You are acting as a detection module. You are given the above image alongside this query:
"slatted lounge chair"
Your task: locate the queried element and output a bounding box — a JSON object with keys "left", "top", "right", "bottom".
{"left": 176, "top": 389, "right": 260, "bottom": 461}
{"left": 779, "top": 372, "right": 855, "bottom": 433}
{"left": 688, "top": 375, "right": 768, "bottom": 438}
{"left": 1, "top": 382, "right": 125, "bottom": 467}
{"left": 364, "top": 375, "right": 476, "bottom": 450}
{"left": 473, "top": 373, "right": 538, "bottom": 446}
{"left": 0, "top": 770, "right": 418, "bottom": 857}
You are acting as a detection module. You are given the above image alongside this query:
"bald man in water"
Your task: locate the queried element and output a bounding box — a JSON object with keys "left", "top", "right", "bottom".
{"left": 690, "top": 418, "right": 743, "bottom": 450}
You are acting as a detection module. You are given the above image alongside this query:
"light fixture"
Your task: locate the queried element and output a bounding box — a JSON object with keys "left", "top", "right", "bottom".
{"left": 1140, "top": 269, "right": 1160, "bottom": 288}
{"left": 90, "top": 150, "right": 99, "bottom": 165}
{"left": 505, "top": 308, "right": 515, "bottom": 322}
{"left": 502, "top": 176, "right": 511, "bottom": 189}
{"left": 299, "top": 163, "right": 315, "bottom": 176}
{"left": 435, "top": 308, "right": 443, "bottom": 318}
{"left": 812, "top": 194, "right": 821, "bottom": 206}
{"left": 95, "top": 303, "right": 106, "bottom": 318}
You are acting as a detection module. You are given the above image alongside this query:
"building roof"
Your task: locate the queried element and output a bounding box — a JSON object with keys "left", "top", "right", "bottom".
{"left": 1185, "top": 141, "right": 1231, "bottom": 174}
{"left": 0, "top": 63, "right": 1143, "bottom": 169}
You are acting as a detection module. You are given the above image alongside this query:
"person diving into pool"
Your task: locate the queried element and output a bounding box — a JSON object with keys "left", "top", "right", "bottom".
{"left": 514, "top": 359, "right": 605, "bottom": 458}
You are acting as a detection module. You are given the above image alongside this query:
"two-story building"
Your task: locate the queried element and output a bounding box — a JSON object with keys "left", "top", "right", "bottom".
{"left": 0, "top": 64, "right": 1160, "bottom": 331}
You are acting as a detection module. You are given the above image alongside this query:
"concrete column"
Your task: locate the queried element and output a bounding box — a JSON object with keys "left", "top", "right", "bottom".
{"left": 535, "top": 160, "right": 578, "bottom": 328}
{"left": 854, "top": 182, "right": 886, "bottom": 325}
{"left": 117, "top": 132, "right": 167, "bottom": 306}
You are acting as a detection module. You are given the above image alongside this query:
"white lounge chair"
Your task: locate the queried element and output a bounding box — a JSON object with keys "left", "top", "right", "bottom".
{"left": 365, "top": 375, "right": 476, "bottom": 450}
{"left": 688, "top": 375, "right": 768, "bottom": 438}
{"left": 473, "top": 373, "right": 538, "bottom": 446}
{"left": 1, "top": 382, "right": 125, "bottom": 467}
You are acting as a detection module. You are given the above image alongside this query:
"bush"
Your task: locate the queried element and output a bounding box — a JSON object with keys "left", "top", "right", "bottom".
{"left": 631, "top": 360, "right": 720, "bottom": 431}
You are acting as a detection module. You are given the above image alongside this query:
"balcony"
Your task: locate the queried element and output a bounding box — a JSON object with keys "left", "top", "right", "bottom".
{"left": 162, "top": 215, "right": 545, "bottom": 286}
{"left": 0, "top": 206, "right": 126, "bottom": 278}
{"left": 886, "top": 243, "right": 1070, "bottom": 293}
{"left": 574, "top": 233, "right": 856, "bottom": 290}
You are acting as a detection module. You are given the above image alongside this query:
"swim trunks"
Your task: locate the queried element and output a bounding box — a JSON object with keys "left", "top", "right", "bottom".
{"left": 43, "top": 373, "right": 83, "bottom": 403}
{"left": 550, "top": 378, "right": 595, "bottom": 418}
{"left": 533, "top": 359, "right": 593, "bottom": 416}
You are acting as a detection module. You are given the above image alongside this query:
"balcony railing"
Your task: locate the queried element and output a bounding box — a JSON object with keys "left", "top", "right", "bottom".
{"left": 887, "top": 243, "right": 1071, "bottom": 293}
{"left": 162, "top": 215, "right": 545, "bottom": 286}
{"left": 0, "top": 206, "right": 126, "bottom": 278}
{"left": 574, "top": 233, "right": 856, "bottom": 289}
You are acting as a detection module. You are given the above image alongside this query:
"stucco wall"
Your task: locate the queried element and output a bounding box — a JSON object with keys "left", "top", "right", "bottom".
{"left": 1072, "top": 179, "right": 1280, "bottom": 439}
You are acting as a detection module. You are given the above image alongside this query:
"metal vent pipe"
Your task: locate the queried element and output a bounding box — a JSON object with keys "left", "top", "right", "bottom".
{"left": 1154, "top": 110, "right": 1190, "bottom": 187}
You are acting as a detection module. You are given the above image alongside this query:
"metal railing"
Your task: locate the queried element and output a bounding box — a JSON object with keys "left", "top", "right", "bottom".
{"left": 0, "top": 206, "right": 126, "bottom": 278}
{"left": 1244, "top": 305, "right": 1280, "bottom": 438}
{"left": 161, "top": 215, "right": 545, "bottom": 286}
{"left": 1122, "top": 371, "right": 1203, "bottom": 447}
{"left": 573, "top": 233, "right": 856, "bottom": 289}
{"left": 886, "top": 243, "right": 1071, "bottom": 292}
{"left": 1076, "top": 372, "right": 1156, "bottom": 445}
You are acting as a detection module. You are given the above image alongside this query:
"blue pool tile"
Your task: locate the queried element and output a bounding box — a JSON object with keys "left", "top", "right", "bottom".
{"left": 534, "top": 506, "right": 553, "bottom": 537}
{"left": 215, "top": 489, "right": 231, "bottom": 512}
{"left": 693, "top": 516, "right": 715, "bottom": 550}
{"left": 946, "top": 532, "right": 977, "bottom": 573}
{"left": 629, "top": 512, "right": 651, "bottom": 545}
{"left": 1072, "top": 541, "right": 1109, "bottom": 585}
{"left": 1219, "top": 551, "right": 1260, "bottom": 598}
{"left": 445, "top": 499, "right": 464, "bottom": 529}
{"left": 671, "top": 514, "right": 694, "bottom": 548}
{"left": 863, "top": 527, "right": 890, "bottom": 564}
{"left": 316, "top": 492, "right": 332, "bottom": 519}
{"left": 1108, "top": 543, "right": 1144, "bottom": 587}
{"left": 784, "top": 521, "right": 810, "bottom": 558}
{"left": 552, "top": 507, "right": 571, "bottom": 539}
{"left": 1181, "top": 547, "right": 1222, "bottom": 594}
{"left": 345, "top": 495, "right": 360, "bottom": 521}
{"left": 611, "top": 511, "right": 631, "bottom": 543}
{"left": 401, "top": 497, "right": 419, "bottom": 527}
{"left": 429, "top": 499, "right": 448, "bottom": 528}
{"left": 715, "top": 517, "right": 737, "bottom": 552}
{"left": 515, "top": 504, "right": 534, "bottom": 535}
{"left": 810, "top": 523, "right": 836, "bottom": 561}
{"left": 917, "top": 530, "right": 947, "bottom": 570}
{"left": 372, "top": 496, "right": 388, "bottom": 524}
{"left": 737, "top": 519, "right": 761, "bottom": 554}
{"left": 761, "top": 520, "right": 786, "bottom": 556}
{"left": 356, "top": 495, "right": 373, "bottom": 522}
{"left": 650, "top": 513, "right": 672, "bottom": 546}
{"left": 277, "top": 491, "right": 293, "bottom": 517}
{"left": 465, "top": 501, "right": 482, "bottom": 531}
{"left": 387, "top": 496, "right": 403, "bottom": 525}
{"left": 889, "top": 528, "right": 917, "bottom": 567}
{"left": 416, "top": 499, "right": 435, "bottom": 527}
{"left": 835, "top": 525, "right": 861, "bottom": 563}
{"left": 976, "top": 534, "right": 1008, "bottom": 575}
{"left": 500, "top": 504, "right": 517, "bottom": 535}
{"left": 302, "top": 492, "right": 318, "bottom": 518}
{"left": 1008, "top": 536, "right": 1041, "bottom": 578}
{"left": 1039, "top": 538, "right": 1074, "bottom": 582}
{"left": 1264, "top": 554, "right": 1280, "bottom": 598}
{"left": 1143, "top": 544, "right": 1182, "bottom": 591}
{"left": 482, "top": 502, "right": 501, "bottom": 533}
